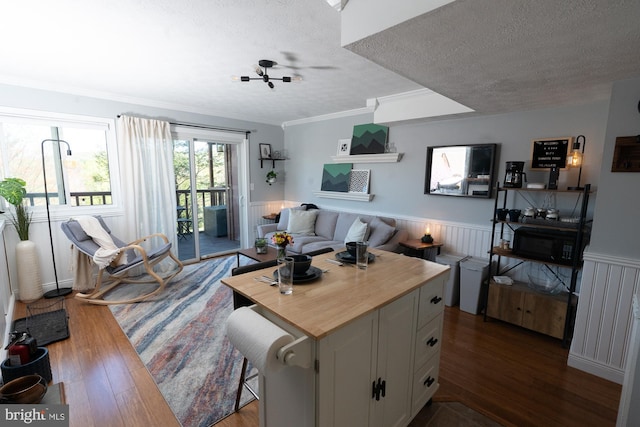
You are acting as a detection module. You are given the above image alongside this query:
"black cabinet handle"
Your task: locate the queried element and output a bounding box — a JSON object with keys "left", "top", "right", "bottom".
{"left": 426, "top": 337, "right": 438, "bottom": 347}
{"left": 372, "top": 380, "right": 377, "bottom": 400}
{"left": 423, "top": 376, "right": 435, "bottom": 387}
{"left": 381, "top": 380, "right": 386, "bottom": 397}
{"left": 430, "top": 296, "right": 442, "bottom": 304}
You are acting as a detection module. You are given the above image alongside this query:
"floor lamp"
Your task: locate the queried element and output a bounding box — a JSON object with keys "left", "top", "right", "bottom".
{"left": 42, "top": 138, "right": 73, "bottom": 298}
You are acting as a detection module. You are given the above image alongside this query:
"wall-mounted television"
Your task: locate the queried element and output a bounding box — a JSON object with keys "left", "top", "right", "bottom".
{"left": 425, "top": 143, "right": 498, "bottom": 198}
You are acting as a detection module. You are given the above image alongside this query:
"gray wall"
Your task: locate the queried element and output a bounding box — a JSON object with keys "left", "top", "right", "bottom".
{"left": 284, "top": 101, "right": 610, "bottom": 226}
{"left": 589, "top": 77, "right": 640, "bottom": 258}
{"left": 0, "top": 84, "right": 285, "bottom": 203}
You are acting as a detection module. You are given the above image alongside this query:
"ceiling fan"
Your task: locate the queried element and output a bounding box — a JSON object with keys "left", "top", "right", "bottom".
{"left": 233, "top": 59, "right": 301, "bottom": 89}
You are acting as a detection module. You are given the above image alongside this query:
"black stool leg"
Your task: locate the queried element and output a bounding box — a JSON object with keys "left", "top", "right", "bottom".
{"left": 234, "top": 357, "right": 248, "bottom": 412}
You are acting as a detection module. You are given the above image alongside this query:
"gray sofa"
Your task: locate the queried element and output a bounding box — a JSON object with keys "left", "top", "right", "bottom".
{"left": 257, "top": 207, "right": 408, "bottom": 254}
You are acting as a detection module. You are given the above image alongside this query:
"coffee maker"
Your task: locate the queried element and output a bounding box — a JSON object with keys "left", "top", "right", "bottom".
{"left": 504, "top": 161, "right": 526, "bottom": 188}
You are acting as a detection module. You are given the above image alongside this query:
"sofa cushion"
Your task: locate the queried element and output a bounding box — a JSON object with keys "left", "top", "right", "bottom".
{"left": 277, "top": 206, "right": 305, "bottom": 231}
{"left": 314, "top": 210, "right": 339, "bottom": 240}
{"left": 344, "top": 217, "right": 368, "bottom": 243}
{"left": 288, "top": 209, "right": 318, "bottom": 235}
{"left": 367, "top": 217, "right": 396, "bottom": 247}
{"left": 288, "top": 235, "right": 326, "bottom": 253}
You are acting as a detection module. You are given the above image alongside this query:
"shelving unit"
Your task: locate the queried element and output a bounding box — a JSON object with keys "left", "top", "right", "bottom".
{"left": 484, "top": 183, "right": 592, "bottom": 346}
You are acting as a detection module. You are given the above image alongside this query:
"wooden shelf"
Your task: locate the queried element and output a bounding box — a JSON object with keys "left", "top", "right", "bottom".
{"left": 313, "top": 191, "right": 374, "bottom": 202}
{"left": 330, "top": 153, "right": 402, "bottom": 163}
{"left": 491, "top": 219, "right": 590, "bottom": 233}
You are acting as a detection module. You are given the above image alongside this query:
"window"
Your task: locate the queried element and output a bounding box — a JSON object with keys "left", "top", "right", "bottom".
{"left": 0, "top": 108, "right": 117, "bottom": 209}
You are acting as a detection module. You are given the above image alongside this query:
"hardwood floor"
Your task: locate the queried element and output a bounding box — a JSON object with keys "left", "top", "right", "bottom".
{"left": 12, "top": 295, "right": 621, "bottom": 427}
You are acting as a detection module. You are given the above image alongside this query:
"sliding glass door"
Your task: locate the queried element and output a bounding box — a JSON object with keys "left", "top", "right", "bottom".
{"left": 172, "top": 127, "right": 249, "bottom": 262}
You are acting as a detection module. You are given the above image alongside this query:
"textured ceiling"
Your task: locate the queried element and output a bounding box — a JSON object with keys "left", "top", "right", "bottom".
{"left": 0, "top": 1, "right": 639, "bottom": 126}
{"left": 346, "top": 0, "right": 640, "bottom": 115}
{"left": 0, "top": 0, "right": 422, "bottom": 125}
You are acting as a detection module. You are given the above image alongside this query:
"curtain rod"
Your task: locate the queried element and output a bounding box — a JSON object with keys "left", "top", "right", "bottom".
{"left": 116, "top": 115, "right": 251, "bottom": 135}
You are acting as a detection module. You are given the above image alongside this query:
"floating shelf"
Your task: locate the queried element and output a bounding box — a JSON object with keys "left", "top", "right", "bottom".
{"left": 313, "top": 191, "right": 374, "bottom": 202}
{"left": 260, "top": 158, "right": 286, "bottom": 168}
{"left": 330, "top": 153, "right": 402, "bottom": 163}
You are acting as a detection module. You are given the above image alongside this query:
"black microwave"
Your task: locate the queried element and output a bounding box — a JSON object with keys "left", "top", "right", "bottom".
{"left": 512, "top": 227, "right": 584, "bottom": 266}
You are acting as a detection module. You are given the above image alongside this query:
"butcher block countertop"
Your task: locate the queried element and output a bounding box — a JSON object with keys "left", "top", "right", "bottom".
{"left": 221, "top": 249, "right": 450, "bottom": 339}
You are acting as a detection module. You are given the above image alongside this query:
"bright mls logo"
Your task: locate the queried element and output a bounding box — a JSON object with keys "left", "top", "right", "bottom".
{"left": 2, "top": 405, "right": 68, "bottom": 426}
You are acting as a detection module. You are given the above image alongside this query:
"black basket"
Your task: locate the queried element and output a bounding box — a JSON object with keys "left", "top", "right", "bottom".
{"left": 1, "top": 347, "right": 52, "bottom": 384}
{"left": 12, "top": 297, "right": 70, "bottom": 346}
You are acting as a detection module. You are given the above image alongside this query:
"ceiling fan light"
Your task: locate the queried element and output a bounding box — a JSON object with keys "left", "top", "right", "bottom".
{"left": 282, "top": 76, "right": 291, "bottom": 83}
{"left": 240, "top": 76, "right": 250, "bottom": 82}
{"left": 268, "top": 81, "right": 274, "bottom": 89}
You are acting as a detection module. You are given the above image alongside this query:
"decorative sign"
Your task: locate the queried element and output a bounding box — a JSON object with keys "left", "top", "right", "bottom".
{"left": 531, "top": 137, "right": 571, "bottom": 169}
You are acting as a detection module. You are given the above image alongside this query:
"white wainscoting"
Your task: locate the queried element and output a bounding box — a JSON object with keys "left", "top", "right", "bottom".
{"left": 247, "top": 201, "right": 495, "bottom": 260}
{"left": 569, "top": 251, "right": 640, "bottom": 384}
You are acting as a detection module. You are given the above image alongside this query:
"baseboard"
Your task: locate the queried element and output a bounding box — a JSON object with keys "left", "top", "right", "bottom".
{"left": 1, "top": 292, "right": 16, "bottom": 367}
{"left": 567, "top": 352, "right": 625, "bottom": 384}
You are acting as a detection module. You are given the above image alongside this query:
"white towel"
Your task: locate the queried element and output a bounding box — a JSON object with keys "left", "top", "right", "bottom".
{"left": 73, "top": 216, "right": 128, "bottom": 269}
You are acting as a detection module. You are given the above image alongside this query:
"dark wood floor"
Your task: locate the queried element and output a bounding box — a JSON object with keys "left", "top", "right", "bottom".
{"left": 13, "top": 294, "right": 621, "bottom": 427}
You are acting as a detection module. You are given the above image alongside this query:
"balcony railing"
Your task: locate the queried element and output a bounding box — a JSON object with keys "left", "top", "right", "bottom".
{"left": 23, "top": 189, "right": 227, "bottom": 230}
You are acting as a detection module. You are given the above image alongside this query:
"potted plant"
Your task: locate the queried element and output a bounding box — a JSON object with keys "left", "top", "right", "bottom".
{"left": 0, "top": 178, "right": 31, "bottom": 240}
{"left": 266, "top": 170, "right": 277, "bottom": 185}
{"left": 0, "top": 177, "right": 42, "bottom": 302}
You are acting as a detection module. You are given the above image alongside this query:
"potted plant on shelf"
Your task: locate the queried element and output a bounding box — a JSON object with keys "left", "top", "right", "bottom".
{"left": 0, "top": 177, "right": 43, "bottom": 302}
{"left": 266, "top": 170, "right": 277, "bottom": 185}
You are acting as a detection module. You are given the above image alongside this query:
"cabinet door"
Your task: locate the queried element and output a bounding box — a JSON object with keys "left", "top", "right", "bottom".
{"left": 317, "top": 311, "right": 377, "bottom": 427}
{"left": 374, "top": 291, "right": 417, "bottom": 427}
{"left": 522, "top": 293, "right": 566, "bottom": 339}
{"left": 487, "top": 283, "right": 524, "bottom": 325}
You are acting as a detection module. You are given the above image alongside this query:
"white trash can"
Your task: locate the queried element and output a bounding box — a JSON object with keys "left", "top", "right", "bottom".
{"left": 459, "top": 257, "right": 490, "bottom": 315}
{"left": 435, "top": 254, "right": 467, "bottom": 307}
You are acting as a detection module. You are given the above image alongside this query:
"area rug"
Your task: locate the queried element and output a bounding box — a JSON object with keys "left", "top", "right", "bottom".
{"left": 108, "top": 256, "right": 257, "bottom": 427}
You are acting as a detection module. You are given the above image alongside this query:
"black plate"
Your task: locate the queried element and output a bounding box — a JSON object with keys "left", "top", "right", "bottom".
{"left": 335, "top": 251, "right": 375, "bottom": 264}
{"left": 272, "top": 265, "right": 323, "bottom": 284}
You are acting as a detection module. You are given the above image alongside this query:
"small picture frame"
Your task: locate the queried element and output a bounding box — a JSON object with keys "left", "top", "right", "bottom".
{"left": 337, "top": 138, "right": 351, "bottom": 156}
{"left": 259, "top": 143, "right": 272, "bottom": 159}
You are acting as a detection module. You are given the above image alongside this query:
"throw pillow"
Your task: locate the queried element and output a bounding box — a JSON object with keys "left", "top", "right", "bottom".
{"left": 277, "top": 206, "right": 305, "bottom": 230}
{"left": 344, "top": 217, "right": 368, "bottom": 243}
{"left": 287, "top": 209, "right": 319, "bottom": 235}
{"left": 367, "top": 217, "right": 396, "bottom": 247}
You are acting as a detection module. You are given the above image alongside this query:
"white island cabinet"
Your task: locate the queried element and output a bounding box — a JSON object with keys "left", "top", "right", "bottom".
{"left": 222, "top": 249, "right": 449, "bottom": 427}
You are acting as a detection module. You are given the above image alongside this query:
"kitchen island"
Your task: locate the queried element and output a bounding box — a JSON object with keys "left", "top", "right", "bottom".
{"left": 222, "top": 249, "right": 450, "bottom": 427}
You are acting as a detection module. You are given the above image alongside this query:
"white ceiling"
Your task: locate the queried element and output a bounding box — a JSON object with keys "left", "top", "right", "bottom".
{"left": 1, "top": 0, "right": 639, "bottom": 126}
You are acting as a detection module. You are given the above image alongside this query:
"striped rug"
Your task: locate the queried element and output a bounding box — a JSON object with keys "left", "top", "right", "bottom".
{"left": 109, "top": 255, "right": 256, "bottom": 427}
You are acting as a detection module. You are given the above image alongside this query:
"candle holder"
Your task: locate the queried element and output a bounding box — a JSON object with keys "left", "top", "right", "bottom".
{"left": 421, "top": 234, "right": 433, "bottom": 244}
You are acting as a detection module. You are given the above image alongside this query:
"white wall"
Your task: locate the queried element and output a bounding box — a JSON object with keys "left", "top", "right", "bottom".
{"left": 0, "top": 84, "right": 285, "bottom": 295}
{"left": 569, "top": 77, "right": 640, "bottom": 383}
{"left": 284, "top": 102, "right": 609, "bottom": 228}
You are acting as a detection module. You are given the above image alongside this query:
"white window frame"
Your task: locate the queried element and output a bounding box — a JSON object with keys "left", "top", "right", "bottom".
{"left": 0, "top": 106, "right": 123, "bottom": 223}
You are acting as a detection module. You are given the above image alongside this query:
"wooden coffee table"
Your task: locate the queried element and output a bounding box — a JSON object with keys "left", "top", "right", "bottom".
{"left": 236, "top": 246, "right": 279, "bottom": 267}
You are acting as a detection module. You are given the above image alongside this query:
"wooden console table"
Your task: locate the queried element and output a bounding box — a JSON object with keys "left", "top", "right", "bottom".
{"left": 399, "top": 239, "right": 443, "bottom": 262}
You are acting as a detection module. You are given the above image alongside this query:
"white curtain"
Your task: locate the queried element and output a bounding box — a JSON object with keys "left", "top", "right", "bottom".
{"left": 117, "top": 115, "right": 177, "bottom": 271}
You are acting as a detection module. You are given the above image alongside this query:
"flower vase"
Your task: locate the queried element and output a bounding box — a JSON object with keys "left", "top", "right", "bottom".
{"left": 277, "top": 246, "right": 287, "bottom": 260}
{"left": 16, "top": 240, "right": 43, "bottom": 302}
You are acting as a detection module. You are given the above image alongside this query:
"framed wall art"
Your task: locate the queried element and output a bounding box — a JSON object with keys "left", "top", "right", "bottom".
{"left": 349, "top": 169, "right": 370, "bottom": 193}
{"left": 336, "top": 138, "right": 351, "bottom": 156}
{"left": 320, "top": 163, "right": 352, "bottom": 192}
{"left": 259, "top": 143, "right": 272, "bottom": 159}
{"left": 350, "top": 123, "right": 388, "bottom": 155}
